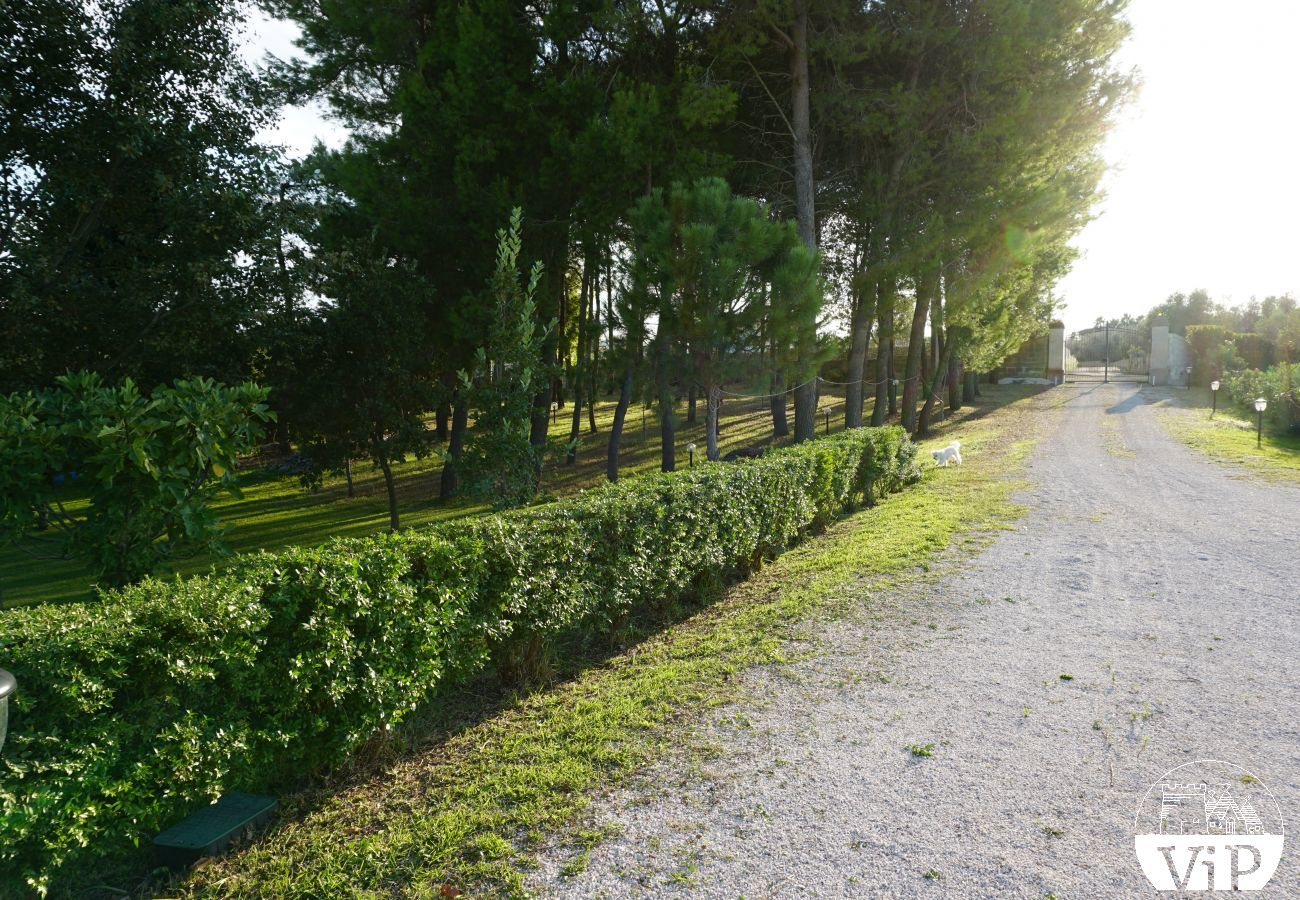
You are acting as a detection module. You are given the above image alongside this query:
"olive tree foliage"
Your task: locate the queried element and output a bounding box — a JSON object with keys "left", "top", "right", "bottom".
{"left": 456, "top": 210, "right": 553, "bottom": 509}
{"left": 0, "top": 373, "right": 273, "bottom": 587}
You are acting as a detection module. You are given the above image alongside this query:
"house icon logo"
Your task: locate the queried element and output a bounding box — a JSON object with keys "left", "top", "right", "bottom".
{"left": 1135, "top": 760, "right": 1285, "bottom": 891}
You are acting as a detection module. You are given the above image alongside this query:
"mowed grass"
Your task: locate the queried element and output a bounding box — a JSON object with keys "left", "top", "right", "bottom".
{"left": 1153, "top": 388, "right": 1300, "bottom": 483}
{"left": 2, "top": 386, "right": 883, "bottom": 607}
{"left": 161, "top": 385, "right": 1048, "bottom": 900}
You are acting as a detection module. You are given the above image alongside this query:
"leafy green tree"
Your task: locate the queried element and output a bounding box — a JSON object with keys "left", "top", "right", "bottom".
{"left": 294, "top": 248, "right": 440, "bottom": 532}
{"left": 0, "top": 0, "right": 278, "bottom": 390}
{"left": 457, "top": 210, "right": 552, "bottom": 508}
{"left": 0, "top": 373, "right": 273, "bottom": 587}
{"left": 629, "top": 178, "right": 821, "bottom": 461}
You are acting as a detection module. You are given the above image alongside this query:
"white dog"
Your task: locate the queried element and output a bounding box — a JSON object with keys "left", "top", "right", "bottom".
{"left": 931, "top": 440, "right": 963, "bottom": 467}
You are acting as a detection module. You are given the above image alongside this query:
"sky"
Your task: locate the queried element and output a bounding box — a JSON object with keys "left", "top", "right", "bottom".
{"left": 243, "top": 1, "right": 1300, "bottom": 334}
{"left": 1053, "top": 0, "right": 1300, "bottom": 331}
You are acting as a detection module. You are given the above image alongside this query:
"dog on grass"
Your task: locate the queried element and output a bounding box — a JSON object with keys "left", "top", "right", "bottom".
{"left": 931, "top": 440, "right": 963, "bottom": 467}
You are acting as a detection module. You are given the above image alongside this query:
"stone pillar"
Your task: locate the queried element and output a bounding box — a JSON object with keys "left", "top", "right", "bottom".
{"left": 1150, "top": 317, "right": 1170, "bottom": 386}
{"left": 1047, "top": 321, "right": 1065, "bottom": 384}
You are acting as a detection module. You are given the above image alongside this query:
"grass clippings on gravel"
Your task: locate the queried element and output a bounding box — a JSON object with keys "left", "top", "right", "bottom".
{"left": 171, "top": 388, "right": 1048, "bottom": 900}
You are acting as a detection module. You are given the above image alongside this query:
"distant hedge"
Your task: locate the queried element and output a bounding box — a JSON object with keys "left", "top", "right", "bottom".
{"left": 0, "top": 426, "right": 919, "bottom": 892}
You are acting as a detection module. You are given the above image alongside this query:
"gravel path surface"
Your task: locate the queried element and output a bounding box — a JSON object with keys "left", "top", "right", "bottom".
{"left": 531, "top": 384, "right": 1300, "bottom": 898}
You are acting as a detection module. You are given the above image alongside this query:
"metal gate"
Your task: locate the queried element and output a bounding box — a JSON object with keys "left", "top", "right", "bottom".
{"left": 1064, "top": 324, "right": 1151, "bottom": 383}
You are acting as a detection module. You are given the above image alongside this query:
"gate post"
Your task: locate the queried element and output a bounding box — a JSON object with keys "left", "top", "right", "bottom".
{"left": 1047, "top": 320, "right": 1065, "bottom": 383}
{"left": 1150, "top": 317, "right": 1171, "bottom": 386}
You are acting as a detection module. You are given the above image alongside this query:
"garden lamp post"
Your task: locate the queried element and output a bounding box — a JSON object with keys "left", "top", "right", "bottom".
{"left": 1210, "top": 381, "right": 1220, "bottom": 418}
{"left": 1255, "top": 397, "right": 1268, "bottom": 448}
{"left": 823, "top": 406, "right": 830, "bottom": 434}
{"left": 0, "top": 669, "right": 15, "bottom": 754}
{"left": 687, "top": 442, "right": 695, "bottom": 468}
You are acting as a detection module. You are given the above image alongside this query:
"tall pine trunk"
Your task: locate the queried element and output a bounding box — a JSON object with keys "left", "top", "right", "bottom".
{"left": 871, "top": 278, "right": 896, "bottom": 425}
{"left": 789, "top": 0, "right": 819, "bottom": 443}
{"left": 656, "top": 336, "right": 676, "bottom": 472}
{"left": 439, "top": 393, "right": 468, "bottom": 500}
{"left": 607, "top": 368, "right": 632, "bottom": 482}
{"left": 705, "top": 385, "right": 721, "bottom": 461}
{"left": 374, "top": 436, "right": 399, "bottom": 532}
{"left": 566, "top": 253, "right": 590, "bottom": 464}
{"left": 917, "top": 337, "right": 955, "bottom": 438}
{"left": 844, "top": 273, "right": 877, "bottom": 428}
{"left": 901, "top": 266, "right": 935, "bottom": 431}
{"left": 770, "top": 339, "right": 789, "bottom": 437}
{"left": 530, "top": 224, "right": 570, "bottom": 450}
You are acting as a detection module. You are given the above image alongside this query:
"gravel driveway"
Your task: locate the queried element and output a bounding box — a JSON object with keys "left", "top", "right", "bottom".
{"left": 532, "top": 383, "right": 1300, "bottom": 898}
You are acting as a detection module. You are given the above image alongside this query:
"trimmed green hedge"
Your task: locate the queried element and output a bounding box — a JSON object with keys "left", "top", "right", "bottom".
{"left": 0, "top": 426, "right": 918, "bottom": 892}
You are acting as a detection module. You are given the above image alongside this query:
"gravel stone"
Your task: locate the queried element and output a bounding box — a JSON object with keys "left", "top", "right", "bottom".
{"left": 530, "top": 384, "right": 1300, "bottom": 898}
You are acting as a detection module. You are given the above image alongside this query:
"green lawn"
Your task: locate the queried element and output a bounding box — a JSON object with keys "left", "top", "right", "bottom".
{"left": 2, "top": 385, "right": 908, "bottom": 607}
{"left": 160, "top": 385, "right": 1047, "bottom": 899}
{"left": 1153, "top": 389, "right": 1300, "bottom": 483}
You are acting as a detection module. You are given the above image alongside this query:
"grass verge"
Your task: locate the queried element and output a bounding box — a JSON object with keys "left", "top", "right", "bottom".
{"left": 1152, "top": 393, "right": 1300, "bottom": 483}
{"left": 154, "top": 387, "right": 1047, "bottom": 899}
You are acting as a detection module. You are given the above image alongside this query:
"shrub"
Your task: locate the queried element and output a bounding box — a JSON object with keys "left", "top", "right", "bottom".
{"left": 0, "top": 373, "right": 273, "bottom": 586}
{"left": 1186, "top": 323, "right": 1236, "bottom": 384}
{"left": 1232, "top": 333, "right": 1276, "bottom": 371}
{"left": 1224, "top": 363, "right": 1300, "bottom": 435}
{"left": 0, "top": 426, "right": 919, "bottom": 892}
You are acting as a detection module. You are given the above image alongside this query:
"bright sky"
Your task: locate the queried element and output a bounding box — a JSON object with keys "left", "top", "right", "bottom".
{"left": 243, "top": 1, "right": 1300, "bottom": 333}
{"left": 1055, "top": 0, "right": 1300, "bottom": 331}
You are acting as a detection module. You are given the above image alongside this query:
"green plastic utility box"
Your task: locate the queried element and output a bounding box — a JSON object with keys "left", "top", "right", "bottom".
{"left": 153, "top": 792, "right": 278, "bottom": 869}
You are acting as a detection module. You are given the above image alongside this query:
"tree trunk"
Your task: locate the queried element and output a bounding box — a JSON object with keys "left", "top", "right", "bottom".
{"left": 686, "top": 381, "right": 698, "bottom": 424}
{"left": 887, "top": 343, "right": 898, "bottom": 415}
{"left": 439, "top": 393, "right": 468, "bottom": 500}
{"left": 344, "top": 457, "right": 355, "bottom": 498}
{"left": 375, "top": 445, "right": 399, "bottom": 532}
{"left": 844, "top": 275, "right": 877, "bottom": 428}
{"left": 901, "top": 267, "right": 934, "bottom": 431}
{"left": 607, "top": 368, "right": 632, "bottom": 482}
{"left": 948, "top": 355, "right": 962, "bottom": 410}
{"left": 586, "top": 283, "right": 599, "bottom": 434}
{"left": 435, "top": 400, "right": 449, "bottom": 442}
{"left": 871, "top": 278, "right": 896, "bottom": 425}
{"left": 788, "top": 0, "right": 820, "bottom": 444}
{"left": 566, "top": 256, "right": 590, "bottom": 465}
{"left": 530, "top": 226, "right": 570, "bottom": 449}
{"left": 770, "top": 351, "right": 789, "bottom": 437}
{"left": 917, "top": 337, "right": 956, "bottom": 438}
{"left": 899, "top": 275, "right": 930, "bottom": 431}
{"left": 275, "top": 418, "right": 291, "bottom": 455}
{"left": 656, "top": 337, "right": 676, "bottom": 472}
{"left": 705, "top": 385, "right": 721, "bottom": 461}
{"left": 963, "top": 370, "right": 976, "bottom": 403}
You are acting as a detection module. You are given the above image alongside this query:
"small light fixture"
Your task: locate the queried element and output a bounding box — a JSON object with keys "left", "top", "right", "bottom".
{"left": 1254, "top": 397, "right": 1268, "bottom": 448}
{"left": 687, "top": 442, "right": 696, "bottom": 468}
{"left": 1210, "top": 380, "right": 1220, "bottom": 418}
{"left": 0, "top": 669, "right": 15, "bottom": 754}
{"left": 822, "top": 406, "right": 831, "bottom": 434}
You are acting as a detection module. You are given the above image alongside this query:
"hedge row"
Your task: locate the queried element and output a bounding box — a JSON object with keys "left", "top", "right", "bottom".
{"left": 0, "top": 426, "right": 919, "bottom": 892}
